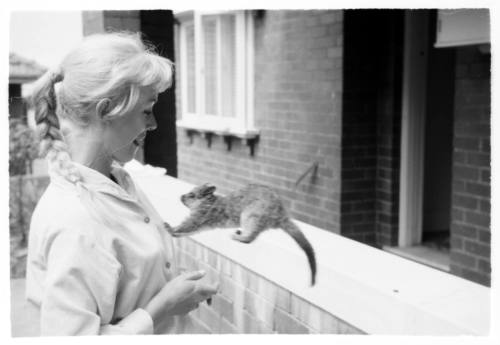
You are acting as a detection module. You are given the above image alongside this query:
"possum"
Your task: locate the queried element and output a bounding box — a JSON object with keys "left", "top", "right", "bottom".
{"left": 167, "top": 183, "right": 317, "bottom": 286}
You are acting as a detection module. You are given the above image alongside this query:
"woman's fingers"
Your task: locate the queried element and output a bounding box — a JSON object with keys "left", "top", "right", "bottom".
{"left": 195, "top": 282, "right": 219, "bottom": 303}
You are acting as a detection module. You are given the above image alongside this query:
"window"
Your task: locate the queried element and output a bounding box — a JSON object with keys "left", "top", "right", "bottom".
{"left": 176, "top": 10, "right": 257, "bottom": 137}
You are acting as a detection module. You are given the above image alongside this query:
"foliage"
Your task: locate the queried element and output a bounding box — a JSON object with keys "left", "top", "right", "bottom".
{"left": 9, "top": 117, "right": 39, "bottom": 176}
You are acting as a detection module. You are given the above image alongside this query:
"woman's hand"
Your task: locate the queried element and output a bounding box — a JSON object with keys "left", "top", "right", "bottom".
{"left": 144, "top": 270, "right": 218, "bottom": 324}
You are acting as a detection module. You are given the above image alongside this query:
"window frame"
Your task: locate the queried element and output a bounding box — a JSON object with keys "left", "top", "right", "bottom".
{"left": 176, "top": 10, "right": 257, "bottom": 137}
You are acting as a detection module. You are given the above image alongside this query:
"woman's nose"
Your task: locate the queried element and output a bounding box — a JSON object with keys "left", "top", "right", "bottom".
{"left": 146, "top": 113, "right": 157, "bottom": 131}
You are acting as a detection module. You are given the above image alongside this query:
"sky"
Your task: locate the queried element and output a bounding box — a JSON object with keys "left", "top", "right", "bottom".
{"left": 9, "top": 11, "right": 83, "bottom": 70}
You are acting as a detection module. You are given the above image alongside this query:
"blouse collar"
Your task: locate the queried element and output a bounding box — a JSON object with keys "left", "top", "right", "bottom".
{"left": 50, "top": 161, "right": 139, "bottom": 203}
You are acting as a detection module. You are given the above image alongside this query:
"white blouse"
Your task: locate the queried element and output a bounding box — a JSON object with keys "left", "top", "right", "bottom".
{"left": 26, "top": 162, "right": 192, "bottom": 335}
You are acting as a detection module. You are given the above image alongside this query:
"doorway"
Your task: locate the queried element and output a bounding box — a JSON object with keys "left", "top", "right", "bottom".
{"left": 421, "top": 10, "right": 455, "bottom": 258}
{"left": 390, "top": 10, "right": 455, "bottom": 271}
{"left": 141, "top": 10, "right": 178, "bottom": 177}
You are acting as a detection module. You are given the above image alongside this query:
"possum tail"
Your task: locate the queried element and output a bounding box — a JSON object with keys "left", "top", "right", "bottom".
{"left": 281, "top": 219, "right": 317, "bottom": 286}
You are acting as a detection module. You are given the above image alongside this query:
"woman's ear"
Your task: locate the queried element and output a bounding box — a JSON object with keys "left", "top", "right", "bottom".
{"left": 96, "top": 98, "right": 111, "bottom": 120}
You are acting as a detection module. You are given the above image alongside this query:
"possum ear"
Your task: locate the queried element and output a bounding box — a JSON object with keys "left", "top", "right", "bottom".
{"left": 201, "top": 183, "right": 216, "bottom": 196}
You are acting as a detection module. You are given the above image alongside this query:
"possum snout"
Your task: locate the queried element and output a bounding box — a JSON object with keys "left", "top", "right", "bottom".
{"left": 165, "top": 224, "right": 190, "bottom": 238}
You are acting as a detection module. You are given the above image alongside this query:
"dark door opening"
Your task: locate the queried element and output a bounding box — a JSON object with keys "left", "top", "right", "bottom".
{"left": 140, "top": 10, "right": 178, "bottom": 177}
{"left": 421, "top": 12, "right": 455, "bottom": 258}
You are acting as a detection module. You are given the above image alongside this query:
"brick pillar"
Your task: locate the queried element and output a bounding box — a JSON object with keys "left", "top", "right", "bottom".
{"left": 374, "top": 11, "right": 404, "bottom": 247}
{"left": 449, "top": 46, "right": 491, "bottom": 286}
{"left": 341, "top": 10, "right": 404, "bottom": 246}
{"left": 82, "top": 10, "right": 140, "bottom": 35}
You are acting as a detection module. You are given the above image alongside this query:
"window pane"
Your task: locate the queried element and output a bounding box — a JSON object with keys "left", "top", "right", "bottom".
{"left": 203, "top": 17, "right": 218, "bottom": 115}
{"left": 185, "top": 24, "right": 196, "bottom": 113}
{"left": 220, "top": 14, "right": 236, "bottom": 118}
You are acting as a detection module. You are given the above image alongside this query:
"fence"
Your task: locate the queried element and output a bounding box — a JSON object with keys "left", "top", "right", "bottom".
{"left": 9, "top": 175, "right": 50, "bottom": 279}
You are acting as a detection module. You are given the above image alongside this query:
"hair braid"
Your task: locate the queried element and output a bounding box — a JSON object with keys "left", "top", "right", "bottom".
{"left": 31, "top": 68, "right": 82, "bottom": 184}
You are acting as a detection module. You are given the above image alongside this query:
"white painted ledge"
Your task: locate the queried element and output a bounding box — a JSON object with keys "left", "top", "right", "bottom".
{"left": 176, "top": 119, "right": 260, "bottom": 139}
{"left": 126, "top": 167, "right": 490, "bottom": 335}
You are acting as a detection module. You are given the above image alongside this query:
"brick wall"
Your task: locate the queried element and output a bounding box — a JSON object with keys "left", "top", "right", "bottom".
{"left": 174, "top": 236, "right": 364, "bottom": 334}
{"left": 176, "top": 10, "right": 343, "bottom": 232}
{"left": 449, "top": 46, "right": 491, "bottom": 286}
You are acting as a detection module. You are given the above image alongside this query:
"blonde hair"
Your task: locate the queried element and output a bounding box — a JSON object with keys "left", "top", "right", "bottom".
{"left": 30, "top": 31, "right": 173, "bottom": 225}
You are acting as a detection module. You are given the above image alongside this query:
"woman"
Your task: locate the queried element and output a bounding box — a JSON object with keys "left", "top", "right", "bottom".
{"left": 25, "top": 32, "right": 218, "bottom": 335}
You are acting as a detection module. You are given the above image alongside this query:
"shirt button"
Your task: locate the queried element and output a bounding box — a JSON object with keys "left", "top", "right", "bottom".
{"left": 144, "top": 216, "right": 150, "bottom": 223}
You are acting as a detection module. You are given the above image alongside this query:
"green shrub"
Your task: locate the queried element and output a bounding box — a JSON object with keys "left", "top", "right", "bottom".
{"left": 9, "top": 117, "right": 39, "bottom": 176}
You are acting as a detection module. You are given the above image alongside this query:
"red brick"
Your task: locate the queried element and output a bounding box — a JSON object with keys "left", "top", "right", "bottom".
{"left": 464, "top": 211, "right": 490, "bottom": 229}
{"left": 455, "top": 137, "right": 480, "bottom": 150}
{"left": 464, "top": 240, "right": 490, "bottom": 258}
{"left": 479, "top": 200, "right": 490, "bottom": 213}
{"left": 478, "top": 259, "right": 491, "bottom": 274}
{"left": 451, "top": 251, "right": 477, "bottom": 268}
{"left": 452, "top": 224, "right": 477, "bottom": 239}
{"left": 467, "top": 153, "right": 490, "bottom": 167}
{"left": 480, "top": 170, "right": 490, "bottom": 183}
{"left": 478, "top": 230, "right": 490, "bottom": 243}
{"left": 450, "top": 235, "right": 463, "bottom": 250}
{"left": 480, "top": 138, "right": 490, "bottom": 153}
{"left": 453, "top": 194, "right": 478, "bottom": 210}
{"left": 453, "top": 151, "right": 467, "bottom": 164}
{"left": 453, "top": 165, "right": 479, "bottom": 181}
{"left": 451, "top": 208, "right": 465, "bottom": 222}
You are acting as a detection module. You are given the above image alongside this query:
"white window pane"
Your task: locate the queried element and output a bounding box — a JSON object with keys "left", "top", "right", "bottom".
{"left": 220, "top": 14, "right": 236, "bottom": 118}
{"left": 203, "top": 17, "right": 218, "bottom": 115}
{"left": 185, "top": 24, "right": 196, "bottom": 113}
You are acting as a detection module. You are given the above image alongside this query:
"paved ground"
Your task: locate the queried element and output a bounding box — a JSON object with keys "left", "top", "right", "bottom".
{"left": 10, "top": 278, "right": 39, "bottom": 337}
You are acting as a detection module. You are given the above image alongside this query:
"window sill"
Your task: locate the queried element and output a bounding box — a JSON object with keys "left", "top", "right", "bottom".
{"left": 126, "top": 167, "right": 491, "bottom": 335}
{"left": 176, "top": 119, "right": 260, "bottom": 155}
